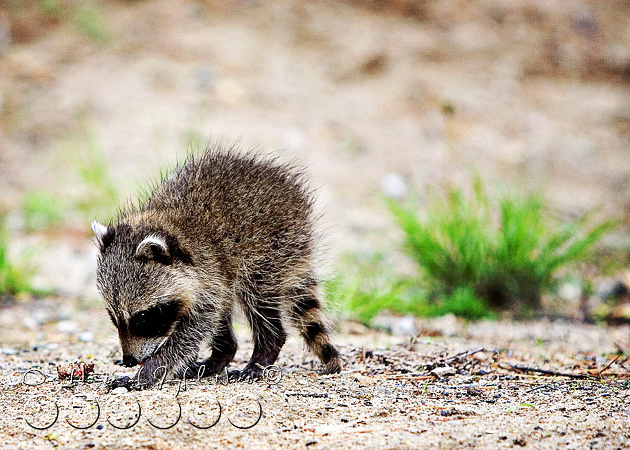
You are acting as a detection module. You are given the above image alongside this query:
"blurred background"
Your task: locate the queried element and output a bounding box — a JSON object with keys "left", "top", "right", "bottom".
{"left": 1, "top": 0, "right": 629, "bottom": 327}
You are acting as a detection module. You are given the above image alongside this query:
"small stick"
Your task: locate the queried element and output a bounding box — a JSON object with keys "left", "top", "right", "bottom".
{"left": 500, "top": 363, "right": 589, "bottom": 379}
{"left": 373, "top": 374, "right": 434, "bottom": 380}
{"left": 445, "top": 348, "right": 486, "bottom": 363}
{"left": 597, "top": 354, "right": 621, "bottom": 376}
{"left": 412, "top": 339, "right": 451, "bottom": 350}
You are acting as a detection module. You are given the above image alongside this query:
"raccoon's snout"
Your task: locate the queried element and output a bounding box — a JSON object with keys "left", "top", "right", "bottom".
{"left": 122, "top": 354, "right": 139, "bottom": 367}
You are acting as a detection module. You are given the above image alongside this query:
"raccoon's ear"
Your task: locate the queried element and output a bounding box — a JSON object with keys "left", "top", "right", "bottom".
{"left": 135, "top": 234, "right": 172, "bottom": 265}
{"left": 91, "top": 221, "right": 114, "bottom": 252}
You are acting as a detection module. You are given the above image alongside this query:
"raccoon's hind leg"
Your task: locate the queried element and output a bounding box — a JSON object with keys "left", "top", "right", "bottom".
{"left": 194, "top": 315, "right": 238, "bottom": 377}
{"left": 289, "top": 280, "right": 341, "bottom": 374}
{"left": 238, "top": 286, "right": 287, "bottom": 379}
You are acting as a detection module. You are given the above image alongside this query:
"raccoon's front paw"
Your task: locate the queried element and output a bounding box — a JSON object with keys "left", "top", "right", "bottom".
{"left": 106, "top": 375, "right": 137, "bottom": 391}
{"left": 186, "top": 360, "right": 229, "bottom": 379}
{"left": 228, "top": 363, "right": 265, "bottom": 382}
{"left": 227, "top": 369, "right": 258, "bottom": 382}
{"left": 132, "top": 358, "right": 168, "bottom": 388}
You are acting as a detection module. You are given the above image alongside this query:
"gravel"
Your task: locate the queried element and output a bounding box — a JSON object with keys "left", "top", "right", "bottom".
{"left": 1, "top": 296, "right": 629, "bottom": 449}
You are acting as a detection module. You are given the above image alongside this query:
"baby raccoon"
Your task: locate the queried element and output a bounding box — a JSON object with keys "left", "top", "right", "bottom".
{"left": 92, "top": 146, "right": 341, "bottom": 386}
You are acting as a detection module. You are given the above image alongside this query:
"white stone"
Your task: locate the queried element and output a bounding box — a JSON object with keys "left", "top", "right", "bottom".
{"left": 431, "top": 366, "right": 456, "bottom": 377}
{"left": 381, "top": 172, "right": 407, "bottom": 199}
{"left": 78, "top": 331, "right": 93, "bottom": 342}
{"left": 57, "top": 320, "right": 78, "bottom": 334}
{"left": 391, "top": 314, "right": 417, "bottom": 337}
{"left": 559, "top": 281, "right": 582, "bottom": 302}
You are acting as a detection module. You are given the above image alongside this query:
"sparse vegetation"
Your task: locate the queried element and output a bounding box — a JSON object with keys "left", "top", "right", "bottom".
{"left": 330, "top": 176, "right": 617, "bottom": 322}
{"left": 3, "top": 0, "right": 111, "bottom": 44}
{"left": 388, "top": 177, "right": 618, "bottom": 314}
{"left": 182, "top": 130, "right": 207, "bottom": 154}
{"left": 74, "top": 2, "right": 112, "bottom": 44}
{"left": 21, "top": 190, "right": 65, "bottom": 232}
{"left": 40, "top": 0, "right": 62, "bottom": 17}
{"left": 62, "top": 130, "right": 119, "bottom": 224}
{"left": 324, "top": 253, "right": 419, "bottom": 323}
{"left": 16, "top": 130, "right": 120, "bottom": 234}
{"left": 0, "top": 216, "right": 39, "bottom": 300}
{"left": 325, "top": 253, "right": 494, "bottom": 322}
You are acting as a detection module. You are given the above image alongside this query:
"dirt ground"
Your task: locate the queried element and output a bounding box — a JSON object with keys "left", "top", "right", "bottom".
{"left": 1, "top": 0, "right": 630, "bottom": 448}
{"left": 1, "top": 296, "right": 630, "bottom": 449}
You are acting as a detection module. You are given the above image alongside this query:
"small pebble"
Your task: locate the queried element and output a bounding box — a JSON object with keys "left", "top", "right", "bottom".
{"left": 57, "top": 320, "right": 78, "bottom": 334}
{"left": 558, "top": 281, "right": 581, "bottom": 302}
{"left": 381, "top": 172, "right": 407, "bottom": 199}
{"left": 112, "top": 387, "right": 128, "bottom": 395}
{"left": 371, "top": 311, "right": 417, "bottom": 336}
{"left": 431, "top": 366, "right": 457, "bottom": 377}
{"left": 22, "top": 316, "right": 39, "bottom": 330}
{"left": 57, "top": 308, "right": 73, "bottom": 321}
{"left": 32, "top": 310, "right": 50, "bottom": 325}
{"left": 392, "top": 315, "right": 416, "bottom": 336}
{"left": 79, "top": 331, "right": 93, "bottom": 342}
{"left": 196, "top": 67, "right": 215, "bottom": 90}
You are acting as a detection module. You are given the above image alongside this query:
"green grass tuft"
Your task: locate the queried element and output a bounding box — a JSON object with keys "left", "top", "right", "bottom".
{"left": 324, "top": 253, "right": 412, "bottom": 323}
{"left": 0, "top": 216, "right": 40, "bottom": 300}
{"left": 62, "top": 130, "right": 119, "bottom": 224}
{"left": 22, "top": 190, "right": 65, "bottom": 232}
{"left": 324, "top": 253, "right": 495, "bottom": 323}
{"left": 388, "top": 176, "right": 618, "bottom": 312}
{"left": 74, "top": 2, "right": 112, "bottom": 44}
{"left": 330, "top": 176, "right": 617, "bottom": 323}
{"left": 428, "top": 287, "right": 495, "bottom": 320}
{"left": 40, "top": 0, "right": 62, "bottom": 17}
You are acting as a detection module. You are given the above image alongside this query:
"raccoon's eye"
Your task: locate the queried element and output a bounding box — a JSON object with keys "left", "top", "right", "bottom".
{"left": 129, "top": 301, "right": 179, "bottom": 338}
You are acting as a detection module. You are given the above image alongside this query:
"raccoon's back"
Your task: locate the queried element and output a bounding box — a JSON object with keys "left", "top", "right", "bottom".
{"left": 140, "top": 149, "right": 316, "bottom": 269}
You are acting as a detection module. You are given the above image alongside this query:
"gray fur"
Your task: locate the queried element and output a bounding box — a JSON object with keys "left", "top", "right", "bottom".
{"left": 94, "top": 145, "right": 341, "bottom": 386}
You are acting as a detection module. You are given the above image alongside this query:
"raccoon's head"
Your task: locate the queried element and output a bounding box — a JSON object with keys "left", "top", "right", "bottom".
{"left": 92, "top": 220, "right": 197, "bottom": 367}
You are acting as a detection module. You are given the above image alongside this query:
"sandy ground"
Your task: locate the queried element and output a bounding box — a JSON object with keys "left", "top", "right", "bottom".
{"left": 1, "top": 296, "right": 630, "bottom": 449}
{"left": 1, "top": 0, "right": 630, "bottom": 448}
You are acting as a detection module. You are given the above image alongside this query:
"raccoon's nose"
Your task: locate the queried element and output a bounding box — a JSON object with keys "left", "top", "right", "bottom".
{"left": 122, "top": 354, "right": 139, "bottom": 367}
